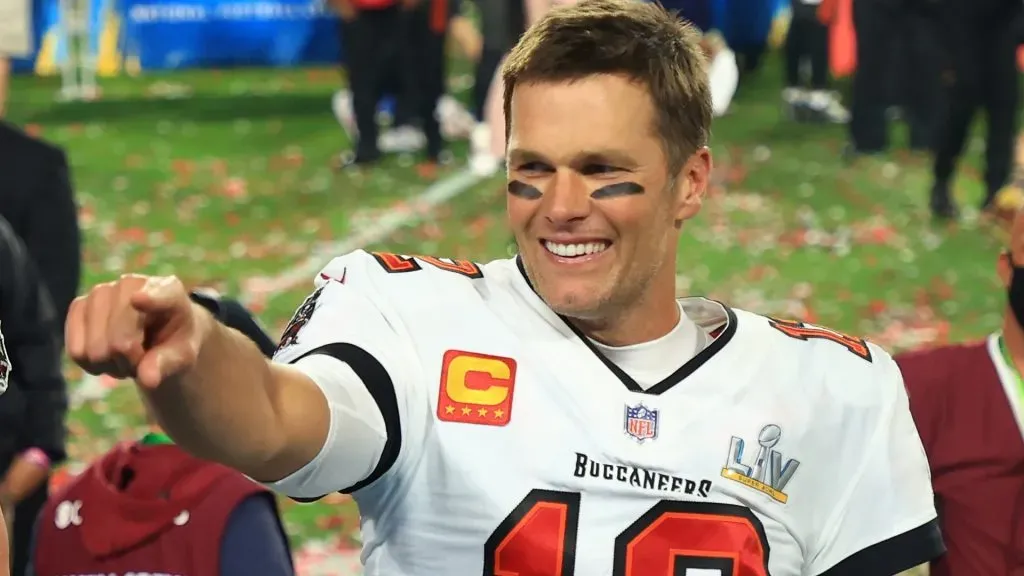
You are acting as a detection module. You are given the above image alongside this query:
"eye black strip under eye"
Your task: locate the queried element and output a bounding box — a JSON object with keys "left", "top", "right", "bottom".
{"left": 507, "top": 180, "right": 543, "bottom": 199}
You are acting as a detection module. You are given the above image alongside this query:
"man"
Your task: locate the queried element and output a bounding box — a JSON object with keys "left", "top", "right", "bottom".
{"left": 896, "top": 208, "right": 1024, "bottom": 575}
{"left": 333, "top": 0, "right": 405, "bottom": 166}
{"left": 398, "top": 0, "right": 449, "bottom": 170}
{"left": 66, "top": 1, "right": 943, "bottom": 574}
{"left": 783, "top": 0, "right": 848, "bottom": 124}
{"left": 0, "top": 121, "right": 82, "bottom": 325}
{"left": 928, "top": 0, "right": 1022, "bottom": 218}
{"left": 28, "top": 292, "right": 293, "bottom": 576}
{"left": 0, "top": 215, "right": 67, "bottom": 576}
{"left": 843, "top": 0, "right": 940, "bottom": 156}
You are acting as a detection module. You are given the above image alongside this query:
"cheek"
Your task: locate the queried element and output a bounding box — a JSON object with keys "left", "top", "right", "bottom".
{"left": 506, "top": 195, "right": 536, "bottom": 232}
{"left": 606, "top": 199, "right": 671, "bottom": 244}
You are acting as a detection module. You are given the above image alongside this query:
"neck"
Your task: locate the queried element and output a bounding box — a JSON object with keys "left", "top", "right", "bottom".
{"left": 571, "top": 279, "right": 681, "bottom": 347}
{"left": 1003, "top": 312, "right": 1024, "bottom": 372}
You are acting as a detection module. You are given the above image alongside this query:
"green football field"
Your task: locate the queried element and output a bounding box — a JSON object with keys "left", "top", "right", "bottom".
{"left": 6, "top": 59, "right": 1005, "bottom": 571}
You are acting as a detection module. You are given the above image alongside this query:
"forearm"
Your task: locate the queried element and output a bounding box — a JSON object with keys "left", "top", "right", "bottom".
{"left": 144, "top": 305, "right": 289, "bottom": 476}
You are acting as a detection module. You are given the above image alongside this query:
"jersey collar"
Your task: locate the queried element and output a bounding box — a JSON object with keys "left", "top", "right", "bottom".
{"left": 988, "top": 333, "right": 1024, "bottom": 435}
{"left": 512, "top": 255, "right": 738, "bottom": 395}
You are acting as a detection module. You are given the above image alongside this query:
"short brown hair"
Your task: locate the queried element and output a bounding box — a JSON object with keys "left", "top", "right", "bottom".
{"left": 501, "top": 0, "right": 712, "bottom": 173}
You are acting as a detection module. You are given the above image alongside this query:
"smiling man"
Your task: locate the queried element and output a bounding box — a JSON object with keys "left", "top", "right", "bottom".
{"left": 65, "top": 0, "right": 943, "bottom": 574}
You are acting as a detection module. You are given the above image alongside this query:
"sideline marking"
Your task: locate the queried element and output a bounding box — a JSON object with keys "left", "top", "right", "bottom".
{"left": 239, "top": 167, "right": 486, "bottom": 305}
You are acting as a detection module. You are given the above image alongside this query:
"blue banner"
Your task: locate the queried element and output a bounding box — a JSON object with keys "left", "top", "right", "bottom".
{"left": 15, "top": 0, "right": 340, "bottom": 73}
{"left": 14, "top": 0, "right": 790, "bottom": 75}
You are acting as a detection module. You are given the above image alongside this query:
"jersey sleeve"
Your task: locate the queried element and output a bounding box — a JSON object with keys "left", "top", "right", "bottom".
{"left": 268, "top": 254, "right": 423, "bottom": 498}
{"left": 806, "top": 351, "right": 944, "bottom": 576}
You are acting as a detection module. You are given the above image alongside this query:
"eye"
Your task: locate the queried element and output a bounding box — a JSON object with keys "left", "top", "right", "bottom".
{"left": 581, "top": 164, "right": 623, "bottom": 176}
{"left": 516, "top": 161, "right": 553, "bottom": 175}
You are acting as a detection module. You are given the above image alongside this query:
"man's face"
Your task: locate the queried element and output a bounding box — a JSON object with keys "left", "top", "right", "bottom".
{"left": 505, "top": 74, "right": 710, "bottom": 322}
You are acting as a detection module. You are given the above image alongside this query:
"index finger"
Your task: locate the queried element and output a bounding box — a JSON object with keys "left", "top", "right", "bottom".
{"left": 107, "top": 281, "right": 147, "bottom": 365}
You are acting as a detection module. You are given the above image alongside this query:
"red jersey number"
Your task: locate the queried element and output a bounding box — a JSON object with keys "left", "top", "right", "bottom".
{"left": 483, "top": 490, "right": 770, "bottom": 576}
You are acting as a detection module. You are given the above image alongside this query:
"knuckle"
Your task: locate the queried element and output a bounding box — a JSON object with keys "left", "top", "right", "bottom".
{"left": 84, "top": 339, "right": 112, "bottom": 365}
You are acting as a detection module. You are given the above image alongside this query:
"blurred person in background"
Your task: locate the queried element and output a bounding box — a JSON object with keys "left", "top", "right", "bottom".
{"left": 841, "top": 0, "right": 939, "bottom": 156}
{"left": 928, "top": 0, "right": 1022, "bottom": 219}
{"left": 0, "top": 122, "right": 81, "bottom": 326}
{"left": 0, "top": 215, "right": 66, "bottom": 576}
{"left": 28, "top": 291, "right": 292, "bottom": 576}
{"left": 895, "top": 207, "right": 1024, "bottom": 575}
{"left": 332, "top": 0, "right": 406, "bottom": 166}
{"left": 702, "top": 31, "right": 740, "bottom": 117}
{"left": 334, "top": 14, "right": 479, "bottom": 156}
{"left": 782, "top": 0, "right": 848, "bottom": 123}
{"left": 399, "top": 0, "right": 455, "bottom": 171}
{"left": 468, "top": 0, "right": 527, "bottom": 176}
{"left": 0, "top": 0, "right": 32, "bottom": 117}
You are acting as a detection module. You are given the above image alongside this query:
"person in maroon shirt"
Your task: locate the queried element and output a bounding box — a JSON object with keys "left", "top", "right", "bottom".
{"left": 896, "top": 209, "right": 1024, "bottom": 576}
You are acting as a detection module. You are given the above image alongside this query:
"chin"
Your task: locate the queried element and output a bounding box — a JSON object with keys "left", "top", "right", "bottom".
{"left": 538, "top": 283, "right": 609, "bottom": 319}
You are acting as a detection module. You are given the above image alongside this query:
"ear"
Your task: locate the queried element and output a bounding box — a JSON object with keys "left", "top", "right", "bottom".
{"left": 672, "top": 147, "right": 712, "bottom": 223}
{"left": 998, "top": 250, "right": 1013, "bottom": 289}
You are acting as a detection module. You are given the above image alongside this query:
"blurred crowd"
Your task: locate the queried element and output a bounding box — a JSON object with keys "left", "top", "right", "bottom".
{"left": 322, "top": 0, "right": 1024, "bottom": 221}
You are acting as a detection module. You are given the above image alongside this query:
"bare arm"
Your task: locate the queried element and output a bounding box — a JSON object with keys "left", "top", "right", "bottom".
{"left": 144, "top": 305, "right": 330, "bottom": 482}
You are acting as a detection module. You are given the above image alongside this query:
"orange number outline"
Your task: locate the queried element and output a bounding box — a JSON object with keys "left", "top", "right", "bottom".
{"left": 768, "top": 318, "right": 873, "bottom": 362}
{"left": 370, "top": 251, "right": 483, "bottom": 279}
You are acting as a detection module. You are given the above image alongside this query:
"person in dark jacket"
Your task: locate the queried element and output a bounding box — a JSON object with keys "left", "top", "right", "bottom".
{"left": 928, "top": 0, "right": 1022, "bottom": 218}
{"left": 27, "top": 292, "right": 293, "bottom": 576}
{"left": 0, "top": 215, "right": 67, "bottom": 576}
{"left": 0, "top": 121, "right": 81, "bottom": 325}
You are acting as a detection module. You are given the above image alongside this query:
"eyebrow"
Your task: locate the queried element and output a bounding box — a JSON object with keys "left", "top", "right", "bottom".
{"left": 506, "top": 148, "right": 640, "bottom": 169}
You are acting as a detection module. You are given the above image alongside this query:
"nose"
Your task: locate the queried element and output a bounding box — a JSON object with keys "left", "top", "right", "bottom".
{"left": 543, "top": 170, "right": 591, "bottom": 225}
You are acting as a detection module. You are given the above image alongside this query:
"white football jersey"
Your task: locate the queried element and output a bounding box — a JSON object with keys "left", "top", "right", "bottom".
{"left": 271, "top": 250, "right": 943, "bottom": 576}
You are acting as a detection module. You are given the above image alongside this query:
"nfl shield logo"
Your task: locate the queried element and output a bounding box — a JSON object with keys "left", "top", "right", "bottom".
{"left": 624, "top": 404, "right": 659, "bottom": 443}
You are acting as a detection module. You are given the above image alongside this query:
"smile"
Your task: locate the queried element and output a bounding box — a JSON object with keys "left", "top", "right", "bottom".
{"left": 542, "top": 240, "right": 611, "bottom": 260}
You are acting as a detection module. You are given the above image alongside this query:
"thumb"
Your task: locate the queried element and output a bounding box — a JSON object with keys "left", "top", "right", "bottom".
{"left": 130, "top": 276, "right": 187, "bottom": 315}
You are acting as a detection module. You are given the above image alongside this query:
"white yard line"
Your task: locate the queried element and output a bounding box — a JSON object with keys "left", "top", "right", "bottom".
{"left": 238, "top": 167, "right": 486, "bottom": 306}
{"left": 70, "top": 168, "right": 487, "bottom": 408}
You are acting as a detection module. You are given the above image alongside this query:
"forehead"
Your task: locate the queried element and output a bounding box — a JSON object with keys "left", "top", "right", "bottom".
{"left": 507, "top": 74, "right": 661, "bottom": 162}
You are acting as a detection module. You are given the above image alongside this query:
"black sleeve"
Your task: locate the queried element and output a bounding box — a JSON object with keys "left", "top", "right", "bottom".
{"left": 0, "top": 217, "right": 68, "bottom": 463}
{"left": 189, "top": 292, "right": 277, "bottom": 358}
{"left": 23, "top": 148, "right": 80, "bottom": 325}
{"left": 219, "top": 494, "right": 295, "bottom": 575}
{"left": 817, "top": 519, "right": 944, "bottom": 576}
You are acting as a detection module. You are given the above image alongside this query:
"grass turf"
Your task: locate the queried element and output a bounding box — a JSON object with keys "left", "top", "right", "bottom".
{"left": 6, "top": 58, "right": 1005, "bottom": 568}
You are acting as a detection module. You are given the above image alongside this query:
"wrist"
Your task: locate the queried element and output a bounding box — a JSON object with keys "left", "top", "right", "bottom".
{"left": 192, "top": 301, "right": 220, "bottom": 348}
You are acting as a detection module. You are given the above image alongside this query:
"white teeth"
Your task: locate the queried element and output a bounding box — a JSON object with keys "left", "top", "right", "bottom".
{"left": 544, "top": 241, "right": 609, "bottom": 258}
